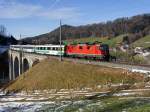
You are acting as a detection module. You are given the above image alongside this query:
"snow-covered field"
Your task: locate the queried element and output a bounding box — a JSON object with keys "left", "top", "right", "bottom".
{"left": 0, "top": 101, "right": 55, "bottom": 112}
{"left": 0, "top": 87, "right": 150, "bottom": 112}
{"left": 0, "top": 89, "right": 92, "bottom": 112}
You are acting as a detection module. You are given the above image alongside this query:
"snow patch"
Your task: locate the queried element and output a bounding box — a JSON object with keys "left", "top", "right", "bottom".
{"left": 131, "top": 69, "right": 150, "bottom": 74}
{"left": 0, "top": 101, "right": 54, "bottom": 112}
{"left": 113, "top": 92, "right": 136, "bottom": 96}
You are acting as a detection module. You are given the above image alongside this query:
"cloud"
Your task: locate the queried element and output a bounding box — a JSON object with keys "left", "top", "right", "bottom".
{"left": 49, "top": 0, "right": 61, "bottom": 9}
{"left": 0, "top": 0, "right": 81, "bottom": 20}
{"left": 39, "top": 7, "right": 81, "bottom": 20}
{"left": 0, "top": 1, "right": 42, "bottom": 18}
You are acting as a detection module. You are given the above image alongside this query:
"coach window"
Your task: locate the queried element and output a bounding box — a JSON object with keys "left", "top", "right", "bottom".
{"left": 59, "top": 47, "right": 62, "bottom": 51}
{"left": 48, "top": 47, "right": 51, "bottom": 50}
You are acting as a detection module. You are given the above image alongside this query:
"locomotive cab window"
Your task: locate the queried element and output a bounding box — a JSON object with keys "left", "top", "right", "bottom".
{"left": 79, "top": 46, "right": 83, "bottom": 49}
{"left": 87, "top": 46, "right": 91, "bottom": 50}
{"left": 100, "top": 45, "right": 109, "bottom": 51}
{"left": 100, "top": 46, "right": 104, "bottom": 50}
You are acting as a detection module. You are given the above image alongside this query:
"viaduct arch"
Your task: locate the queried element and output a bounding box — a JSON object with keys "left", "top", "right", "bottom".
{"left": 14, "top": 57, "right": 19, "bottom": 78}
{"left": 23, "top": 58, "right": 29, "bottom": 73}
{"left": 9, "top": 50, "right": 47, "bottom": 80}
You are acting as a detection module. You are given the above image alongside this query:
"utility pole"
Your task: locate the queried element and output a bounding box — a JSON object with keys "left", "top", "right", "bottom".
{"left": 59, "top": 19, "right": 62, "bottom": 61}
{"left": 20, "top": 34, "right": 23, "bottom": 74}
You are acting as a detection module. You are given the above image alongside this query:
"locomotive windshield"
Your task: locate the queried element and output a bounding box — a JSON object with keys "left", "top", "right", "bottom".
{"left": 100, "top": 44, "right": 109, "bottom": 51}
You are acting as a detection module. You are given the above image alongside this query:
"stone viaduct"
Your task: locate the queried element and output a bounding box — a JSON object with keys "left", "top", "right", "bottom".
{"left": 9, "top": 49, "right": 47, "bottom": 80}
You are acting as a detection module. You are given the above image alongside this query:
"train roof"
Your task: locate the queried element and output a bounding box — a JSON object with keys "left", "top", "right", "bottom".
{"left": 11, "top": 44, "right": 65, "bottom": 47}
{"left": 35, "top": 45, "right": 65, "bottom": 47}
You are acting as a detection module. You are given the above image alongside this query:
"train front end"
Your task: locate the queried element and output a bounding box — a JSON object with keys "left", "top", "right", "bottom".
{"left": 99, "top": 44, "right": 110, "bottom": 61}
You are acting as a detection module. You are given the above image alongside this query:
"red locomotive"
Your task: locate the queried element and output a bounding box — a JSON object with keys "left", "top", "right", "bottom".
{"left": 65, "top": 43, "right": 110, "bottom": 61}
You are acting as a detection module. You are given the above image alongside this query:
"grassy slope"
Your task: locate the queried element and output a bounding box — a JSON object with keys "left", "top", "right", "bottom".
{"left": 6, "top": 59, "right": 143, "bottom": 91}
{"left": 65, "top": 34, "right": 150, "bottom": 49}
{"left": 64, "top": 34, "right": 127, "bottom": 48}
{"left": 132, "top": 35, "right": 150, "bottom": 48}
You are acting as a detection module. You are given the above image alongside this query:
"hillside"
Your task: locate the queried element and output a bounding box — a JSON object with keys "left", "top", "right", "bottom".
{"left": 5, "top": 58, "right": 143, "bottom": 91}
{"left": 0, "top": 34, "right": 17, "bottom": 45}
{"left": 132, "top": 35, "right": 150, "bottom": 48}
{"left": 64, "top": 34, "right": 127, "bottom": 48}
{"left": 64, "top": 34, "right": 150, "bottom": 48}
{"left": 22, "top": 13, "right": 150, "bottom": 45}
{"left": 0, "top": 34, "right": 17, "bottom": 83}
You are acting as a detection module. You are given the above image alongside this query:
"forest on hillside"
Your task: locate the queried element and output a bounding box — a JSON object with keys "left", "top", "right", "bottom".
{"left": 0, "top": 25, "right": 17, "bottom": 45}
{"left": 0, "top": 25, "right": 17, "bottom": 82}
{"left": 23, "top": 14, "right": 150, "bottom": 44}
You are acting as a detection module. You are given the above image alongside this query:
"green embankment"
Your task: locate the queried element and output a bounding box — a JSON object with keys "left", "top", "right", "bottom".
{"left": 64, "top": 34, "right": 127, "bottom": 48}
{"left": 132, "top": 35, "right": 150, "bottom": 48}
{"left": 64, "top": 34, "right": 150, "bottom": 49}
{"left": 6, "top": 59, "right": 143, "bottom": 91}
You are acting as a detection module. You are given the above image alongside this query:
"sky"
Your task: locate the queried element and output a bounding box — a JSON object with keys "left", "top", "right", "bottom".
{"left": 0, "top": 0, "right": 150, "bottom": 39}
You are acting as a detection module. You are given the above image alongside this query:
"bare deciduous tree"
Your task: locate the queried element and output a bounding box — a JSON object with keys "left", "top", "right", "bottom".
{"left": 0, "top": 25, "right": 6, "bottom": 36}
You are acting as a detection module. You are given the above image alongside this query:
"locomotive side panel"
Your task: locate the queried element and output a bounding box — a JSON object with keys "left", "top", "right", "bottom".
{"left": 65, "top": 44, "right": 109, "bottom": 60}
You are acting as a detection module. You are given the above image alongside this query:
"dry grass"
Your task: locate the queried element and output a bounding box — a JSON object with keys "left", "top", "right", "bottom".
{"left": 5, "top": 58, "right": 143, "bottom": 92}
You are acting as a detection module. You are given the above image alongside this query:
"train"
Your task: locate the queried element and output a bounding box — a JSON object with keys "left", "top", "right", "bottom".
{"left": 10, "top": 43, "right": 110, "bottom": 61}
